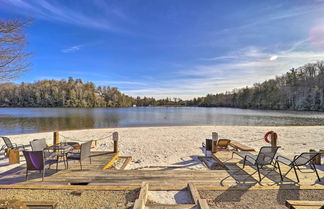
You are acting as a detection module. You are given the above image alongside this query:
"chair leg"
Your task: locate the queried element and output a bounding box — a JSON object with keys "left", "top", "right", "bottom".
{"left": 66, "top": 154, "right": 69, "bottom": 169}
{"left": 276, "top": 161, "right": 283, "bottom": 181}
{"left": 42, "top": 169, "right": 45, "bottom": 181}
{"left": 243, "top": 156, "right": 247, "bottom": 168}
{"left": 89, "top": 157, "right": 92, "bottom": 164}
{"left": 312, "top": 163, "right": 321, "bottom": 182}
{"left": 56, "top": 156, "right": 59, "bottom": 172}
{"left": 26, "top": 170, "right": 28, "bottom": 180}
{"left": 256, "top": 164, "right": 262, "bottom": 182}
{"left": 80, "top": 160, "right": 82, "bottom": 170}
{"left": 292, "top": 165, "right": 299, "bottom": 183}
{"left": 63, "top": 156, "right": 67, "bottom": 168}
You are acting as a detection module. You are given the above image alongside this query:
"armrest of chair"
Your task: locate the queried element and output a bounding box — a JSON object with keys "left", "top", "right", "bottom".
{"left": 245, "top": 154, "right": 257, "bottom": 164}
{"left": 276, "top": 155, "right": 293, "bottom": 166}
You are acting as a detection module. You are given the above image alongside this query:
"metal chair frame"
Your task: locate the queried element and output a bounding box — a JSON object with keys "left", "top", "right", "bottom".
{"left": 1, "top": 136, "right": 26, "bottom": 151}
{"left": 234, "top": 146, "right": 280, "bottom": 182}
{"left": 275, "top": 152, "right": 321, "bottom": 183}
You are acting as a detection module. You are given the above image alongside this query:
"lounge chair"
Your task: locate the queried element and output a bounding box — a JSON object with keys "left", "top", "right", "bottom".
{"left": 66, "top": 140, "right": 92, "bottom": 170}
{"left": 275, "top": 152, "right": 321, "bottom": 182}
{"left": 214, "top": 139, "right": 231, "bottom": 152}
{"left": 23, "top": 151, "right": 57, "bottom": 181}
{"left": 1, "top": 136, "right": 26, "bottom": 152}
{"left": 233, "top": 146, "right": 280, "bottom": 182}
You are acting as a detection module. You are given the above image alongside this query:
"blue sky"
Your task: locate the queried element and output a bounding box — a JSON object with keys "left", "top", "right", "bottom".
{"left": 1, "top": 0, "right": 324, "bottom": 99}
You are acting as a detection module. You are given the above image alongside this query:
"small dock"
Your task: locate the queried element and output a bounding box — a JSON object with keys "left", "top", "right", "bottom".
{"left": 0, "top": 142, "right": 323, "bottom": 209}
{"left": 0, "top": 151, "right": 323, "bottom": 188}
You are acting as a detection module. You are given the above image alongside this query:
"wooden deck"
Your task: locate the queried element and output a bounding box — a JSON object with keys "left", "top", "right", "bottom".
{"left": 0, "top": 151, "right": 323, "bottom": 189}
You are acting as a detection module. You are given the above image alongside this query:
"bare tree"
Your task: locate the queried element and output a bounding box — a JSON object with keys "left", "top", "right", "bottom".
{"left": 0, "top": 19, "right": 31, "bottom": 81}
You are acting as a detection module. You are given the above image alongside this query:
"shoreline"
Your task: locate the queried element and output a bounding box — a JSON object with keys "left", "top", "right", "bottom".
{"left": 1, "top": 125, "right": 324, "bottom": 171}
{"left": 2, "top": 124, "right": 324, "bottom": 137}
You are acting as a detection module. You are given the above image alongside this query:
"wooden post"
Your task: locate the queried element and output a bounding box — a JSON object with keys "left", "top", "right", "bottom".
{"left": 310, "top": 149, "right": 321, "bottom": 165}
{"left": 53, "top": 131, "right": 59, "bottom": 145}
{"left": 211, "top": 132, "right": 218, "bottom": 153}
{"left": 113, "top": 132, "right": 118, "bottom": 153}
{"left": 319, "top": 150, "right": 324, "bottom": 165}
{"left": 8, "top": 149, "right": 20, "bottom": 164}
{"left": 270, "top": 132, "right": 277, "bottom": 147}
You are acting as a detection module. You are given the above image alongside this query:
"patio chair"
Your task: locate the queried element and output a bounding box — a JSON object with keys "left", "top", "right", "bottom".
{"left": 233, "top": 146, "right": 280, "bottom": 182}
{"left": 1, "top": 136, "right": 26, "bottom": 152}
{"left": 66, "top": 140, "right": 92, "bottom": 170}
{"left": 23, "top": 151, "right": 57, "bottom": 181}
{"left": 30, "top": 139, "right": 58, "bottom": 159}
{"left": 276, "top": 152, "right": 321, "bottom": 182}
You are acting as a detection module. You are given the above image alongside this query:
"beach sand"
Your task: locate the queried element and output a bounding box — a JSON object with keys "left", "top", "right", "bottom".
{"left": 1, "top": 125, "right": 324, "bottom": 170}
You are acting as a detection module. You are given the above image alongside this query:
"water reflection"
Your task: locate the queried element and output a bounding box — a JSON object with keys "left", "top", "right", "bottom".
{"left": 0, "top": 107, "right": 324, "bottom": 135}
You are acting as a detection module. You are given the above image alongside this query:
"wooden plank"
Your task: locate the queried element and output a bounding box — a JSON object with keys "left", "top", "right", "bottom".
{"left": 25, "top": 201, "right": 58, "bottom": 209}
{"left": 0, "top": 184, "right": 323, "bottom": 191}
{"left": 102, "top": 152, "right": 119, "bottom": 170}
{"left": 286, "top": 200, "right": 324, "bottom": 209}
{"left": 229, "top": 140, "right": 255, "bottom": 151}
{"left": 120, "top": 156, "right": 132, "bottom": 170}
{"left": 0, "top": 200, "right": 57, "bottom": 209}
{"left": 138, "top": 182, "right": 149, "bottom": 204}
{"left": 188, "top": 183, "right": 200, "bottom": 204}
{"left": 0, "top": 184, "right": 140, "bottom": 191}
{"left": 198, "top": 199, "right": 209, "bottom": 209}
{"left": 133, "top": 199, "right": 144, "bottom": 209}
{"left": 133, "top": 182, "right": 149, "bottom": 209}
{"left": 195, "top": 185, "right": 324, "bottom": 191}
{"left": 145, "top": 204, "right": 197, "bottom": 209}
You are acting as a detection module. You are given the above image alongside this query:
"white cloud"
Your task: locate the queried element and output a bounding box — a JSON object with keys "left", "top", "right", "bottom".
{"left": 0, "top": 0, "right": 127, "bottom": 32}
{"left": 62, "top": 45, "right": 82, "bottom": 53}
{"left": 122, "top": 41, "right": 324, "bottom": 99}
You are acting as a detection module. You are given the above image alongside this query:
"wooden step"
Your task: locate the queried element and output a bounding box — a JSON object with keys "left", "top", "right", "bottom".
{"left": 145, "top": 204, "right": 197, "bottom": 209}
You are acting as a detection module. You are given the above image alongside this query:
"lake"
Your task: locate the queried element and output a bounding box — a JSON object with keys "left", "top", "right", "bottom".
{"left": 0, "top": 107, "right": 324, "bottom": 135}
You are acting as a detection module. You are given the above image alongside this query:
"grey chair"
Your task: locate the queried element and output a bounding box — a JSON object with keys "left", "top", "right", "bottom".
{"left": 30, "top": 139, "right": 57, "bottom": 159}
{"left": 233, "top": 146, "right": 280, "bottom": 182}
{"left": 66, "top": 140, "right": 92, "bottom": 170}
{"left": 276, "top": 152, "right": 321, "bottom": 182}
{"left": 30, "top": 139, "right": 63, "bottom": 170}
{"left": 23, "top": 151, "right": 57, "bottom": 181}
{"left": 1, "top": 136, "right": 26, "bottom": 151}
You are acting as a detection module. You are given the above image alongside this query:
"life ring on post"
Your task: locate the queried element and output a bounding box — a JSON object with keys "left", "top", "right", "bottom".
{"left": 264, "top": 131, "right": 277, "bottom": 143}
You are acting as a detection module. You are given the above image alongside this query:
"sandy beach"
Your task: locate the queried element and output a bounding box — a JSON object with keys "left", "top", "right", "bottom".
{"left": 1, "top": 125, "right": 323, "bottom": 170}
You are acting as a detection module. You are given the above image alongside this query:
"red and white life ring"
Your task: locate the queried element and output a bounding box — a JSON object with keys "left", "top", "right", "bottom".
{"left": 264, "top": 131, "right": 277, "bottom": 143}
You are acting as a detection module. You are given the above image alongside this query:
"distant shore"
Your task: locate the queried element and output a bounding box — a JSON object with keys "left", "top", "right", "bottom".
{"left": 2, "top": 125, "right": 324, "bottom": 170}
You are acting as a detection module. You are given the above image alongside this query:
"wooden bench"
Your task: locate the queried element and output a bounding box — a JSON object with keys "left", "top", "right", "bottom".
{"left": 286, "top": 200, "right": 324, "bottom": 209}
{"left": 229, "top": 140, "right": 255, "bottom": 152}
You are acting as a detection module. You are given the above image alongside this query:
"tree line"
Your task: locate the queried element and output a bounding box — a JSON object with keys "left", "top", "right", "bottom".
{"left": 0, "top": 77, "right": 185, "bottom": 107}
{"left": 0, "top": 62, "right": 324, "bottom": 110}
{"left": 192, "top": 61, "right": 324, "bottom": 111}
